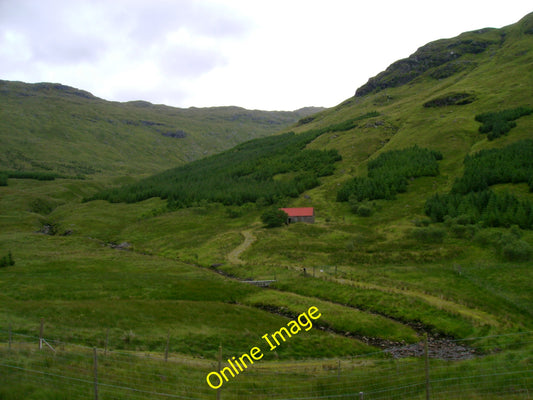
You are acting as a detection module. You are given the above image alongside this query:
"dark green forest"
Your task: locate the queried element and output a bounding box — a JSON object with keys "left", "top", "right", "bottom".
{"left": 337, "top": 146, "right": 442, "bottom": 202}
{"left": 0, "top": 171, "right": 59, "bottom": 185}
{"left": 88, "top": 112, "right": 384, "bottom": 208}
{"left": 475, "top": 106, "right": 532, "bottom": 140}
{"left": 90, "top": 129, "right": 339, "bottom": 207}
{"left": 425, "top": 139, "right": 533, "bottom": 229}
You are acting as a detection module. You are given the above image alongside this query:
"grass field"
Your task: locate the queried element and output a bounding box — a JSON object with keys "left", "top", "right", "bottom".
{"left": 2, "top": 177, "right": 531, "bottom": 354}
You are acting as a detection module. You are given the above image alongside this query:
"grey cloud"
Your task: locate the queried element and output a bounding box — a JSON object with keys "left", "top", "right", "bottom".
{"left": 125, "top": 1, "right": 250, "bottom": 44}
{"left": 158, "top": 45, "right": 227, "bottom": 77}
{"left": 0, "top": 0, "right": 108, "bottom": 66}
{"left": 31, "top": 35, "right": 107, "bottom": 65}
{"left": 0, "top": 0, "right": 272, "bottom": 108}
{"left": 0, "top": 0, "right": 248, "bottom": 70}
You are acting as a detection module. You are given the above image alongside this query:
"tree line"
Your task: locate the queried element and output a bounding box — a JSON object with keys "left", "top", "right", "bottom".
{"left": 452, "top": 139, "right": 533, "bottom": 194}
{"left": 88, "top": 126, "right": 347, "bottom": 208}
{"left": 425, "top": 190, "right": 533, "bottom": 229}
{"left": 89, "top": 112, "right": 385, "bottom": 208}
{"left": 337, "top": 146, "right": 442, "bottom": 202}
{"left": 0, "top": 170, "right": 58, "bottom": 186}
{"left": 475, "top": 106, "right": 532, "bottom": 140}
{"left": 425, "top": 139, "right": 533, "bottom": 229}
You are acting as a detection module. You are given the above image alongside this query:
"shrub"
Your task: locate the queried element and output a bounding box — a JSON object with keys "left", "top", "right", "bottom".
{"left": 261, "top": 208, "right": 288, "bottom": 228}
{"left": 413, "top": 217, "right": 431, "bottom": 227}
{"left": 410, "top": 226, "right": 446, "bottom": 243}
{"left": 349, "top": 196, "right": 373, "bottom": 217}
{"left": 473, "top": 229, "right": 532, "bottom": 261}
{"left": 449, "top": 223, "right": 479, "bottom": 239}
{"left": 30, "top": 198, "right": 56, "bottom": 215}
{"left": 0, "top": 173, "right": 7, "bottom": 186}
{"left": 356, "top": 204, "right": 373, "bottom": 217}
{"left": 443, "top": 215, "right": 479, "bottom": 238}
{"left": 473, "top": 230, "right": 502, "bottom": 247}
{"left": 501, "top": 240, "right": 532, "bottom": 261}
{"left": 353, "top": 202, "right": 374, "bottom": 217}
{"left": 225, "top": 207, "right": 243, "bottom": 219}
{"left": 510, "top": 225, "right": 522, "bottom": 239}
{"left": 455, "top": 214, "right": 476, "bottom": 225}
{"left": 0, "top": 251, "right": 15, "bottom": 268}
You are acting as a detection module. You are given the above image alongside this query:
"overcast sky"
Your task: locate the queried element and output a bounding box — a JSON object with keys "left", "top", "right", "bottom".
{"left": 0, "top": 1, "right": 531, "bottom": 110}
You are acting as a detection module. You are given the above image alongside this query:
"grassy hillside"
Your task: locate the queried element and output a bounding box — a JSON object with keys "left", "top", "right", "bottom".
{"left": 0, "top": 80, "right": 322, "bottom": 175}
{"left": 79, "top": 10, "right": 533, "bottom": 335}
{"left": 1, "top": 12, "right": 532, "bottom": 399}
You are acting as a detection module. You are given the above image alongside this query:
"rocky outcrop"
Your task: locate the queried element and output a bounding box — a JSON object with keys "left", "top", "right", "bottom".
{"left": 423, "top": 92, "right": 476, "bottom": 108}
{"left": 162, "top": 130, "right": 187, "bottom": 138}
{"left": 355, "top": 33, "right": 497, "bottom": 97}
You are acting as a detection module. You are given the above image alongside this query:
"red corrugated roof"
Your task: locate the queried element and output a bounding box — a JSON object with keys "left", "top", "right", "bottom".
{"left": 280, "top": 207, "right": 314, "bottom": 217}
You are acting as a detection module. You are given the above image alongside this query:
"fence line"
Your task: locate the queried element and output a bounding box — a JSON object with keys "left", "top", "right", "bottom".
{"left": 1, "top": 328, "right": 531, "bottom": 399}
{"left": 1, "top": 327, "right": 530, "bottom": 361}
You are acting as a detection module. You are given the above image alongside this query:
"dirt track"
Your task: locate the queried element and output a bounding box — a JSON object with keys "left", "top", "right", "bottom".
{"left": 227, "top": 229, "right": 256, "bottom": 264}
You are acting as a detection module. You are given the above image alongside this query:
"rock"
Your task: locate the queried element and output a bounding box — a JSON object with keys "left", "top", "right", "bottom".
{"left": 110, "top": 242, "right": 131, "bottom": 250}
{"left": 162, "top": 130, "right": 187, "bottom": 138}
{"left": 355, "top": 34, "right": 496, "bottom": 97}
{"left": 384, "top": 338, "right": 478, "bottom": 360}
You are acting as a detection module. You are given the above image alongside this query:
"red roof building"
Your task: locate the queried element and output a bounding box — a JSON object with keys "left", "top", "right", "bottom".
{"left": 280, "top": 208, "right": 315, "bottom": 224}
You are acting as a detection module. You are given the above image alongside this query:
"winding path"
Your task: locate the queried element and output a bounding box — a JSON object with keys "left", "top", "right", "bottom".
{"left": 227, "top": 229, "right": 256, "bottom": 264}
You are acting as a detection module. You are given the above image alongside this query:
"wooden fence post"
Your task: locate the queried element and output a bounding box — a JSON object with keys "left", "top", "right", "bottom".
{"left": 165, "top": 331, "right": 170, "bottom": 362}
{"left": 93, "top": 347, "right": 99, "bottom": 400}
{"left": 104, "top": 328, "right": 109, "bottom": 357}
{"left": 217, "top": 345, "right": 222, "bottom": 400}
{"left": 424, "top": 333, "right": 430, "bottom": 400}
{"left": 39, "top": 318, "right": 44, "bottom": 350}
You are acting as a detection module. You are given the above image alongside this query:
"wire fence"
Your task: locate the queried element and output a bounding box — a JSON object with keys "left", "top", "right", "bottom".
{"left": 0, "top": 328, "right": 531, "bottom": 399}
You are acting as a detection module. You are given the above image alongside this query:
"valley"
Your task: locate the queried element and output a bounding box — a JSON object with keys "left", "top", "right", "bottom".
{"left": 1, "top": 12, "right": 533, "bottom": 399}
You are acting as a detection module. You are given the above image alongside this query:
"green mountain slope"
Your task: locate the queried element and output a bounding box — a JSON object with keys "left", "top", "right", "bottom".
{"left": 76, "top": 12, "right": 533, "bottom": 333}
{"left": 0, "top": 80, "right": 322, "bottom": 175}
{"left": 1, "top": 13, "right": 533, "bottom": 399}
{"left": 99, "top": 12, "right": 533, "bottom": 206}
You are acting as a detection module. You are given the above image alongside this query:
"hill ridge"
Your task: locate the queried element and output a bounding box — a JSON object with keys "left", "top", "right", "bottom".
{"left": 354, "top": 11, "right": 533, "bottom": 97}
{"left": 0, "top": 79, "right": 323, "bottom": 176}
